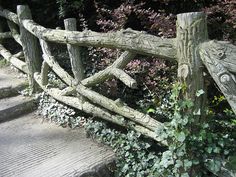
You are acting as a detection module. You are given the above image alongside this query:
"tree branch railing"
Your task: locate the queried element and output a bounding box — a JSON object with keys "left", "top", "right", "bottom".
{"left": 0, "top": 5, "right": 235, "bottom": 147}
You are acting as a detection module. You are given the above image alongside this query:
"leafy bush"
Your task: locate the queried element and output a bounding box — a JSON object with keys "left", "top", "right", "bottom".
{"left": 153, "top": 83, "right": 236, "bottom": 177}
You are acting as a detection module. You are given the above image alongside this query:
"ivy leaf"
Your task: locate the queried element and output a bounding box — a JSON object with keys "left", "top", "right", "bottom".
{"left": 147, "top": 108, "right": 155, "bottom": 114}
{"left": 196, "top": 89, "right": 205, "bottom": 97}
{"left": 180, "top": 99, "right": 194, "bottom": 109}
{"left": 184, "top": 159, "right": 192, "bottom": 169}
{"left": 145, "top": 143, "right": 151, "bottom": 149}
{"left": 205, "top": 159, "right": 221, "bottom": 174}
{"left": 176, "top": 132, "right": 186, "bottom": 142}
{"left": 226, "top": 155, "right": 236, "bottom": 170}
{"left": 121, "top": 164, "right": 129, "bottom": 173}
{"left": 206, "top": 147, "right": 213, "bottom": 154}
{"left": 176, "top": 160, "right": 183, "bottom": 168}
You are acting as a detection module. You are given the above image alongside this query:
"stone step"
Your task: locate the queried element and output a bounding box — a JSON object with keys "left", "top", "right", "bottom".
{"left": 0, "top": 66, "right": 116, "bottom": 176}
{"left": 0, "top": 95, "right": 36, "bottom": 123}
{"left": 0, "top": 82, "right": 28, "bottom": 99}
{"left": 0, "top": 66, "right": 28, "bottom": 99}
{"left": 0, "top": 112, "right": 115, "bottom": 177}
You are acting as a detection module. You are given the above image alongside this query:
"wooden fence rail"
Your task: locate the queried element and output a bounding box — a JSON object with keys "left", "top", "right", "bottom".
{"left": 0, "top": 5, "right": 235, "bottom": 146}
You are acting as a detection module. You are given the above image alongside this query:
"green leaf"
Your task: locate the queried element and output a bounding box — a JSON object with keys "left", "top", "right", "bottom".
{"left": 196, "top": 89, "right": 205, "bottom": 97}
{"left": 177, "top": 132, "right": 186, "bottom": 142}
{"left": 193, "top": 160, "right": 199, "bottom": 165}
{"left": 147, "top": 108, "right": 155, "bottom": 114}
{"left": 145, "top": 143, "right": 151, "bottom": 149}
{"left": 213, "top": 147, "right": 220, "bottom": 153}
{"left": 180, "top": 100, "right": 194, "bottom": 109}
{"left": 205, "top": 159, "right": 221, "bottom": 174}
{"left": 176, "top": 160, "right": 183, "bottom": 168}
{"left": 226, "top": 155, "right": 236, "bottom": 170}
{"left": 121, "top": 164, "right": 129, "bottom": 173}
{"left": 206, "top": 147, "right": 212, "bottom": 154}
{"left": 184, "top": 159, "right": 192, "bottom": 169}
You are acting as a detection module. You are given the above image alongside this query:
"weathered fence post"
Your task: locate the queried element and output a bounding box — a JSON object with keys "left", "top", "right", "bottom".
{"left": 64, "top": 18, "right": 85, "bottom": 84}
{"left": 176, "top": 12, "right": 208, "bottom": 117}
{"left": 17, "top": 5, "right": 42, "bottom": 93}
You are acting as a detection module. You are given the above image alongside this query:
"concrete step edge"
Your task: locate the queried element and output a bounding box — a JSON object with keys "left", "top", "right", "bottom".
{"left": 0, "top": 82, "right": 28, "bottom": 99}
{"left": 0, "top": 96, "right": 36, "bottom": 123}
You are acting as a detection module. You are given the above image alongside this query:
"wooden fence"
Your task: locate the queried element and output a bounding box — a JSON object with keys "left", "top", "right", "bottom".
{"left": 0, "top": 5, "right": 235, "bottom": 146}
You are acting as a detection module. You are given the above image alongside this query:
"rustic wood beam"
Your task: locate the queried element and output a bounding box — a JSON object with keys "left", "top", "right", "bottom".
{"left": 199, "top": 40, "right": 236, "bottom": 114}
{"left": 0, "top": 44, "right": 28, "bottom": 73}
{"left": 40, "top": 39, "right": 74, "bottom": 86}
{"left": 81, "top": 51, "right": 136, "bottom": 87}
{"left": 76, "top": 84, "right": 164, "bottom": 132}
{"left": 111, "top": 68, "right": 137, "bottom": 88}
{"left": 20, "top": 19, "right": 176, "bottom": 60}
{"left": 13, "top": 51, "right": 24, "bottom": 58}
{"left": 34, "top": 72, "right": 167, "bottom": 145}
{"left": 64, "top": 18, "right": 85, "bottom": 83}
{"left": 60, "top": 87, "right": 76, "bottom": 96}
{"left": 0, "top": 6, "right": 19, "bottom": 24}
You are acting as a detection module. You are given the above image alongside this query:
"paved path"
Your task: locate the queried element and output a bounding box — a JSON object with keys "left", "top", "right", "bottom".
{"left": 0, "top": 112, "right": 115, "bottom": 177}
{"left": 0, "top": 66, "right": 27, "bottom": 99}
{"left": 0, "top": 66, "right": 115, "bottom": 177}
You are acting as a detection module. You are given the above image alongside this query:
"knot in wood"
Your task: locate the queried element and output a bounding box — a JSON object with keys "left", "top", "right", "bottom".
{"left": 73, "top": 79, "right": 79, "bottom": 86}
{"left": 218, "top": 52, "right": 224, "bottom": 57}
{"left": 177, "top": 64, "right": 190, "bottom": 80}
{"left": 217, "top": 51, "right": 226, "bottom": 60}
{"left": 220, "top": 74, "right": 230, "bottom": 84}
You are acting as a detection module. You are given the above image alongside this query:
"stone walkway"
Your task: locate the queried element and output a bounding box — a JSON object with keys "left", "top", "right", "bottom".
{"left": 0, "top": 113, "right": 115, "bottom": 177}
{"left": 0, "top": 66, "right": 115, "bottom": 177}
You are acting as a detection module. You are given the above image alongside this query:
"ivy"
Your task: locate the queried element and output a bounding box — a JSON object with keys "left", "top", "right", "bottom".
{"left": 151, "top": 83, "right": 236, "bottom": 177}
{"left": 37, "top": 82, "right": 236, "bottom": 177}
